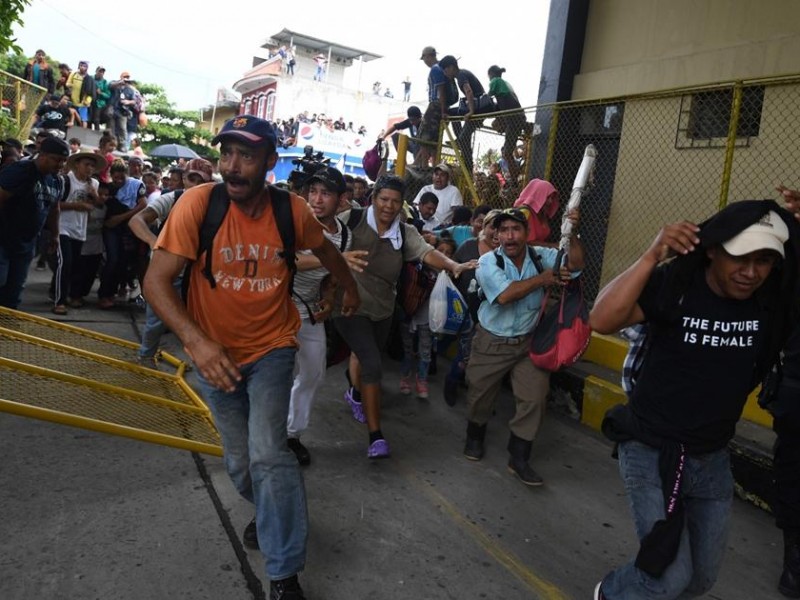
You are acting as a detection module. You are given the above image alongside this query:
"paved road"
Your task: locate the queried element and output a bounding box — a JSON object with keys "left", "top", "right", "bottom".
{"left": 0, "top": 268, "right": 788, "bottom": 599}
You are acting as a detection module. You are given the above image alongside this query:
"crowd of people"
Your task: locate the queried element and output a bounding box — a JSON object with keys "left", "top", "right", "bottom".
{"left": 3, "top": 43, "right": 800, "bottom": 600}
{"left": 24, "top": 50, "right": 147, "bottom": 153}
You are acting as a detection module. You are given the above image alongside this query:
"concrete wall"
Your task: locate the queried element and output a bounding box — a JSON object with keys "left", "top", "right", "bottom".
{"left": 572, "top": 0, "right": 800, "bottom": 99}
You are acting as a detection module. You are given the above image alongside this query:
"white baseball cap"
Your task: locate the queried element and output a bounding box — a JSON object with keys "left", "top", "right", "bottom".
{"left": 722, "top": 210, "right": 789, "bottom": 258}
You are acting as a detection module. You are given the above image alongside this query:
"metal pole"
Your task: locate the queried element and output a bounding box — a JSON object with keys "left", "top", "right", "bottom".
{"left": 718, "top": 83, "right": 743, "bottom": 210}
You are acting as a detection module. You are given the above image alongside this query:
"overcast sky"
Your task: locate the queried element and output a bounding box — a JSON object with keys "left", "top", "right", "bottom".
{"left": 13, "top": 0, "right": 552, "bottom": 112}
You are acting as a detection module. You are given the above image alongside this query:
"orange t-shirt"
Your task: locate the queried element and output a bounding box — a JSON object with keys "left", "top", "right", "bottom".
{"left": 154, "top": 183, "right": 325, "bottom": 365}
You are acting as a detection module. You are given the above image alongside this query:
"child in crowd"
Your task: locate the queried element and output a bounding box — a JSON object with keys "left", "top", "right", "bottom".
{"left": 71, "top": 181, "right": 109, "bottom": 304}
{"left": 399, "top": 237, "right": 457, "bottom": 399}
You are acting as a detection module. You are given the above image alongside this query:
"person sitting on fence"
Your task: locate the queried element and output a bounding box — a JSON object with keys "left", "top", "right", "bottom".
{"left": 487, "top": 65, "right": 527, "bottom": 186}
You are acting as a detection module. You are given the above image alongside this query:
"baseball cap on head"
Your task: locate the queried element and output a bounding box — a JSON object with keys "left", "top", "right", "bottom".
{"left": 307, "top": 167, "right": 346, "bottom": 194}
{"left": 212, "top": 115, "right": 278, "bottom": 149}
{"left": 184, "top": 158, "right": 214, "bottom": 182}
{"left": 433, "top": 162, "right": 451, "bottom": 176}
{"left": 722, "top": 210, "right": 789, "bottom": 258}
{"left": 420, "top": 46, "right": 436, "bottom": 60}
{"left": 492, "top": 206, "right": 532, "bottom": 228}
{"left": 39, "top": 137, "right": 69, "bottom": 158}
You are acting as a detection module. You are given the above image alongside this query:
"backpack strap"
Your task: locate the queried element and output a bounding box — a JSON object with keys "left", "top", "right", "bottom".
{"left": 346, "top": 207, "right": 364, "bottom": 229}
{"left": 267, "top": 184, "right": 296, "bottom": 288}
{"left": 335, "top": 216, "right": 348, "bottom": 252}
{"left": 199, "top": 183, "right": 231, "bottom": 289}
{"left": 494, "top": 246, "right": 545, "bottom": 273}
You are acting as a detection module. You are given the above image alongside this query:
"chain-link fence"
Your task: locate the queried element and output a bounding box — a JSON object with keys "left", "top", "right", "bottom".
{"left": 399, "top": 75, "right": 800, "bottom": 302}
{"left": 0, "top": 69, "right": 47, "bottom": 141}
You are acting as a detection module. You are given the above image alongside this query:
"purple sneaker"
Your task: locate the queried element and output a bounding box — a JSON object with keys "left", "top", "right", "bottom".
{"left": 344, "top": 387, "right": 366, "bottom": 423}
{"left": 367, "top": 439, "right": 391, "bottom": 459}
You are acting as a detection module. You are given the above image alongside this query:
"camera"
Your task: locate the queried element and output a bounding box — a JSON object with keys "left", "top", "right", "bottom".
{"left": 288, "top": 145, "right": 331, "bottom": 189}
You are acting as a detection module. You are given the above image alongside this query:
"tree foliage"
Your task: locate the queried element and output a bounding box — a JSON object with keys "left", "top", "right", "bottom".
{"left": 137, "top": 82, "right": 217, "bottom": 161}
{"left": 0, "top": 50, "right": 29, "bottom": 79}
{"left": 0, "top": 0, "right": 31, "bottom": 56}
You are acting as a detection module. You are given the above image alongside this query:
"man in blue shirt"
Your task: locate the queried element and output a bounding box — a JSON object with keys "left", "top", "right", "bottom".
{"left": 416, "top": 46, "right": 458, "bottom": 167}
{"left": 0, "top": 136, "right": 69, "bottom": 308}
{"left": 463, "top": 207, "right": 583, "bottom": 486}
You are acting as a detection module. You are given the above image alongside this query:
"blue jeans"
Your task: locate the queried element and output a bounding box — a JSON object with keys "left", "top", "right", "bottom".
{"left": 139, "top": 274, "right": 183, "bottom": 359}
{"left": 0, "top": 241, "right": 36, "bottom": 309}
{"left": 197, "top": 347, "right": 308, "bottom": 580}
{"left": 600, "top": 440, "right": 733, "bottom": 599}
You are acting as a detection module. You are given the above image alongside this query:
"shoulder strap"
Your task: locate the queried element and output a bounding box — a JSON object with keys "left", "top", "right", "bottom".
{"left": 494, "top": 250, "right": 505, "bottom": 270}
{"left": 60, "top": 173, "right": 71, "bottom": 202}
{"left": 199, "top": 183, "right": 231, "bottom": 289}
{"left": 346, "top": 207, "right": 364, "bottom": 229}
{"left": 336, "top": 217, "right": 348, "bottom": 252}
{"left": 530, "top": 247, "right": 545, "bottom": 274}
{"left": 267, "top": 184, "right": 296, "bottom": 285}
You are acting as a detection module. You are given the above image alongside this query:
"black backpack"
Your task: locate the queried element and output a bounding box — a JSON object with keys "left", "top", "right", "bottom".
{"left": 182, "top": 183, "right": 297, "bottom": 299}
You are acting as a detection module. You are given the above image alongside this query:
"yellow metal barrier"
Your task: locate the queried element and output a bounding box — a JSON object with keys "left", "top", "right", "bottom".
{"left": 0, "top": 69, "right": 47, "bottom": 141}
{"left": 0, "top": 307, "right": 221, "bottom": 456}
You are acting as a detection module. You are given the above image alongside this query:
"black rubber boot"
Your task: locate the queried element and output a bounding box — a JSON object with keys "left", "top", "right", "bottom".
{"left": 464, "top": 421, "right": 487, "bottom": 461}
{"left": 780, "top": 529, "right": 800, "bottom": 597}
{"left": 507, "top": 433, "right": 544, "bottom": 486}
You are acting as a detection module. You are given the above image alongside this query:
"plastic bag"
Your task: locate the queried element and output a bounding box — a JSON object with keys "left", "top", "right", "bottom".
{"left": 428, "top": 271, "right": 469, "bottom": 334}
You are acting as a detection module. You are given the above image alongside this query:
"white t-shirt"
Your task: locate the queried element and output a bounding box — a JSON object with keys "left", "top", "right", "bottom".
{"left": 292, "top": 218, "right": 351, "bottom": 320}
{"left": 412, "top": 183, "right": 463, "bottom": 225}
{"left": 59, "top": 172, "right": 99, "bottom": 241}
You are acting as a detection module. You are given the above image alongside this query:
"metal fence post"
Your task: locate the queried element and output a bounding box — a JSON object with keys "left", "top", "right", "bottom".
{"left": 718, "top": 82, "right": 743, "bottom": 210}
{"left": 544, "top": 106, "right": 560, "bottom": 182}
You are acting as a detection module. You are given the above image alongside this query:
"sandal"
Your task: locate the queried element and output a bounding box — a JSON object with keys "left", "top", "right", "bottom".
{"left": 52, "top": 305, "right": 68, "bottom": 315}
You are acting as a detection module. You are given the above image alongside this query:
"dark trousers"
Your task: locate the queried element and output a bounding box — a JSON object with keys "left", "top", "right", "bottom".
{"left": 775, "top": 409, "right": 800, "bottom": 531}
{"left": 98, "top": 226, "right": 135, "bottom": 299}
{"left": 52, "top": 235, "right": 83, "bottom": 305}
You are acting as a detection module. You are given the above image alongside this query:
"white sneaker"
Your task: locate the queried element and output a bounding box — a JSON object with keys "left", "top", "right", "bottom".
{"left": 593, "top": 582, "right": 605, "bottom": 600}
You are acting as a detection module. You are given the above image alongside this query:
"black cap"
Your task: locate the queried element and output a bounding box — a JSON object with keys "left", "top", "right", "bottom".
{"left": 492, "top": 207, "right": 532, "bottom": 228}
{"left": 39, "top": 137, "right": 69, "bottom": 158}
{"left": 306, "top": 167, "right": 346, "bottom": 194}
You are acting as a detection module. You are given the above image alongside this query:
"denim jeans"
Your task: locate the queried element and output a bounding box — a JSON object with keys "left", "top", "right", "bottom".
{"left": 600, "top": 440, "right": 733, "bottom": 600}
{"left": 0, "top": 241, "right": 36, "bottom": 309}
{"left": 139, "top": 274, "right": 183, "bottom": 359}
{"left": 197, "top": 347, "right": 308, "bottom": 580}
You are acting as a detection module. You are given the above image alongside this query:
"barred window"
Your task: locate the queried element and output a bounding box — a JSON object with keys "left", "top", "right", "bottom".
{"left": 677, "top": 86, "right": 764, "bottom": 148}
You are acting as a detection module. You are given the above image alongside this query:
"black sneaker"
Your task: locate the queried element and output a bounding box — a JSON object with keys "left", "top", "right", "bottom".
{"left": 507, "top": 460, "right": 544, "bottom": 486}
{"left": 463, "top": 437, "right": 484, "bottom": 461}
{"left": 242, "top": 517, "right": 258, "bottom": 550}
{"left": 287, "top": 438, "right": 311, "bottom": 466}
{"left": 443, "top": 377, "right": 458, "bottom": 407}
{"left": 270, "top": 575, "right": 306, "bottom": 600}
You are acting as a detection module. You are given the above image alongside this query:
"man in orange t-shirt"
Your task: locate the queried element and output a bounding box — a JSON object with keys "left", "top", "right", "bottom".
{"left": 144, "top": 115, "right": 359, "bottom": 600}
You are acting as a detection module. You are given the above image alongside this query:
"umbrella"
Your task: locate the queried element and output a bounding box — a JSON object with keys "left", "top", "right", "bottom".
{"left": 148, "top": 143, "right": 199, "bottom": 160}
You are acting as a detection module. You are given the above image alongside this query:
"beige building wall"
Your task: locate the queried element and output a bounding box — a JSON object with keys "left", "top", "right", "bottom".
{"left": 573, "top": 0, "right": 800, "bottom": 99}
